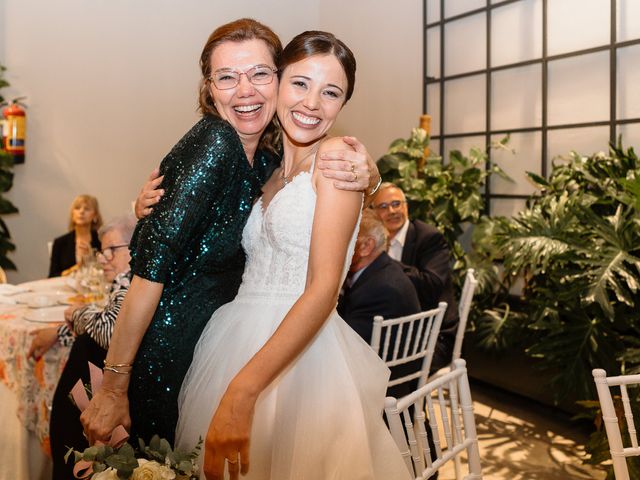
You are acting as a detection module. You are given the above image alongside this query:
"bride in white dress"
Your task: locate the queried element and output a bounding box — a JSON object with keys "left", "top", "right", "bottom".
{"left": 177, "top": 31, "right": 408, "bottom": 480}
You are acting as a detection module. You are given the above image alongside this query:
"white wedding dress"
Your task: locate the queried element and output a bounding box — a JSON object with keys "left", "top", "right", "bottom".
{"left": 176, "top": 164, "right": 408, "bottom": 479}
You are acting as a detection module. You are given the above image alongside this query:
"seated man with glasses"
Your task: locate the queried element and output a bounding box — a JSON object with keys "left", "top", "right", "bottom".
{"left": 371, "top": 183, "right": 458, "bottom": 373}
{"left": 28, "top": 214, "right": 137, "bottom": 480}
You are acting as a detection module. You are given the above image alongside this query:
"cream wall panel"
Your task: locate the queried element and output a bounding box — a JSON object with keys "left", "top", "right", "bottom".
{"left": 445, "top": 0, "right": 485, "bottom": 18}
{"left": 548, "top": 51, "right": 609, "bottom": 125}
{"left": 618, "top": 0, "right": 640, "bottom": 42}
{"left": 444, "top": 74, "right": 485, "bottom": 134}
{"left": 491, "top": 64, "right": 542, "bottom": 130}
{"left": 547, "top": 0, "right": 610, "bottom": 56}
{"left": 491, "top": 0, "right": 542, "bottom": 67}
{"left": 444, "top": 12, "right": 486, "bottom": 76}
{"left": 618, "top": 45, "right": 640, "bottom": 120}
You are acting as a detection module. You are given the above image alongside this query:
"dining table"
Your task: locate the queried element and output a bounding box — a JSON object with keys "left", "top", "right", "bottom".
{"left": 0, "top": 276, "right": 77, "bottom": 480}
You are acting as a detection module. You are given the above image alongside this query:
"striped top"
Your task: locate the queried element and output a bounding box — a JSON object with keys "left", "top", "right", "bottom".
{"left": 57, "top": 271, "right": 132, "bottom": 349}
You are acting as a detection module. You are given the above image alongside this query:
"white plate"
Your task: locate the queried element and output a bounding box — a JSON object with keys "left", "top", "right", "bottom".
{"left": 14, "top": 292, "right": 69, "bottom": 308}
{"left": 0, "top": 284, "right": 31, "bottom": 296}
{"left": 24, "top": 305, "right": 67, "bottom": 323}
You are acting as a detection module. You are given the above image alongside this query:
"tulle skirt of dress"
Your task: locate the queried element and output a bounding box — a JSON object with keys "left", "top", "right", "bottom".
{"left": 176, "top": 293, "right": 409, "bottom": 480}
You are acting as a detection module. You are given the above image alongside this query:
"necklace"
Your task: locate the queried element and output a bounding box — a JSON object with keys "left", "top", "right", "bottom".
{"left": 280, "top": 142, "right": 321, "bottom": 185}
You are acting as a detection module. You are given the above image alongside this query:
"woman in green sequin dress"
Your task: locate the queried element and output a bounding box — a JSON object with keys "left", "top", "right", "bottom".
{"left": 81, "top": 18, "right": 377, "bottom": 447}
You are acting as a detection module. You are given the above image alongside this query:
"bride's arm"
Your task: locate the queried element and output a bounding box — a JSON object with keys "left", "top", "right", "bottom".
{"left": 203, "top": 138, "right": 363, "bottom": 479}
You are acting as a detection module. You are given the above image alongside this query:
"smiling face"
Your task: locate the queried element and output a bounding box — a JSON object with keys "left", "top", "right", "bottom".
{"left": 372, "top": 187, "right": 409, "bottom": 237}
{"left": 208, "top": 39, "right": 278, "bottom": 149}
{"left": 276, "top": 54, "right": 348, "bottom": 146}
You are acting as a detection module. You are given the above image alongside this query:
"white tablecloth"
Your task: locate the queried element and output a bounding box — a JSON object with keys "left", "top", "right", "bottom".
{"left": 0, "top": 277, "right": 73, "bottom": 480}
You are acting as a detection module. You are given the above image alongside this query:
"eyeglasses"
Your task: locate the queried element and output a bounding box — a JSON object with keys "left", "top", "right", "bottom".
{"left": 372, "top": 200, "right": 406, "bottom": 211}
{"left": 209, "top": 65, "right": 277, "bottom": 90}
{"left": 97, "top": 244, "right": 129, "bottom": 261}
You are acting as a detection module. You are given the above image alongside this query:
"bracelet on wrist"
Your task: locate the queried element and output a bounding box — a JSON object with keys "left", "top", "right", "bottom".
{"left": 368, "top": 176, "right": 383, "bottom": 196}
{"left": 104, "top": 360, "right": 133, "bottom": 368}
{"left": 103, "top": 365, "right": 131, "bottom": 375}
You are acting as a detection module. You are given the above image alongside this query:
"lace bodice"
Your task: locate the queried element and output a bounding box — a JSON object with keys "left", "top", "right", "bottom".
{"left": 237, "top": 170, "right": 358, "bottom": 301}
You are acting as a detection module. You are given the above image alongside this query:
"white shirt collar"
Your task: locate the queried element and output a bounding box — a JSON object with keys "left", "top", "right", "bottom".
{"left": 392, "top": 219, "right": 410, "bottom": 248}
{"left": 388, "top": 219, "right": 409, "bottom": 262}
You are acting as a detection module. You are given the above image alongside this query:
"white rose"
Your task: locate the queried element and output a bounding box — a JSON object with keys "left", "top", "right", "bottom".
{"left": 92, "top": 468, "right": 119, "bottom": 480}
{"left": 131, "top": 460, "right": 176, "bottom": 480}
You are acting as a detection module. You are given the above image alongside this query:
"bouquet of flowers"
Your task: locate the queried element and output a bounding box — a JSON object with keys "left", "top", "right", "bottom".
{"left": 67, "top": 362, "right": 201, "bottom": 479}
{"left": 66, "top": 435, "right": 202, "bottom": 479}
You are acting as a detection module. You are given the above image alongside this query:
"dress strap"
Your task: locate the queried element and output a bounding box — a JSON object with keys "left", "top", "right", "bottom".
{"left": 308, "top": 137, "right": 327, "bottom": 174}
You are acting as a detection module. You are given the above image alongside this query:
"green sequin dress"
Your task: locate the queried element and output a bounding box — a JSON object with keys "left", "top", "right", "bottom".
{"left": 127, "top": 115, "right": 277, "bottom": 444}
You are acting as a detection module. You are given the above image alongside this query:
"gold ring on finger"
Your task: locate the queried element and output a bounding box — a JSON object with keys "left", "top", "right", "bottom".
{"left": 353, "top": 172, "right": 358, "bottom": 181}
{"left": 350, "top": 161, "right": 356, "bottom": 173}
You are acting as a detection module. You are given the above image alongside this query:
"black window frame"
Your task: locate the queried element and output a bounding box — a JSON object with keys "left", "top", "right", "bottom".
{"left": 424, "top": 0, "right": 640, "bottom": 212}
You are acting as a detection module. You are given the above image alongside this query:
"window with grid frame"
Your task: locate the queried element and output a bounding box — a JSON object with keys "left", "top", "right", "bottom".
{"left": 424, "top": 0, "right": 640, "bottom": 218}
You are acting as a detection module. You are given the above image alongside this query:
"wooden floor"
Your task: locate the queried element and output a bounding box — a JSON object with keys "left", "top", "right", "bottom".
{"left": 437, "top": 381, "right": 607, "bottom": 480}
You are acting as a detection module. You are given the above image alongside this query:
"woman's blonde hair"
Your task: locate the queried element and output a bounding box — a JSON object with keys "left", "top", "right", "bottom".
{"left": 68, "top": 194, "right": 103, "bottom": 231}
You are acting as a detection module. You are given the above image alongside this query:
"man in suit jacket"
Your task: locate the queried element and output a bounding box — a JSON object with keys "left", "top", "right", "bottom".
{"left": 338, "top": 210, "right": 422, "bottom": 399}
{"left": 371, "top": 183, "right": 459, "bottom": 372}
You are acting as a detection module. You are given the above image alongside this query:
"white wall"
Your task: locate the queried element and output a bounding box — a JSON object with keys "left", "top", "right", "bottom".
{"left": 317, "top": 0, "right": 423, "bottom": 154}
{"left": 0, "top": 1, "right": 422, "bottom": 282}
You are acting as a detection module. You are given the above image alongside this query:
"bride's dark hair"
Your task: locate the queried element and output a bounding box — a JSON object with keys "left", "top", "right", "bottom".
{"left": 278, "top": 31, "right": 357, "bottom": 104}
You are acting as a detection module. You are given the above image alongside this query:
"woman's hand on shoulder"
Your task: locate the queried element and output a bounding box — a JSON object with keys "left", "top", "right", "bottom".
{"left": 315, "top": 136, "right": 379, "bottom": 192}
{"left": 134, "top": 168, "right": 165, "bottom": 220}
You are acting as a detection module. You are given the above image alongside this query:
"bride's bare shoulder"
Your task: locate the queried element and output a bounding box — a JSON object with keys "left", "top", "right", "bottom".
{"left": 317, "top": 136, "right": 355, "bottom": 155}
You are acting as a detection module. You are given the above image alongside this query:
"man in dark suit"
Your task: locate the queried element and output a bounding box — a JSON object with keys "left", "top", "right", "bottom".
{"left": 371, "top": 183, "right": 459, "bottom": 372}
{"left": 338, "top": 210, "right": 422, "bottom": 399}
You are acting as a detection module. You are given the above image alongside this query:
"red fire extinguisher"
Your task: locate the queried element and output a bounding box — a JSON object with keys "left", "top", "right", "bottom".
{"left": 1, "top": 97, "right": 26, "bottom": 164}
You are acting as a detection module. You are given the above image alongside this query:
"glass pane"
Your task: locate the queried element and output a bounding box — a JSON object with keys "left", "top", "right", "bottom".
{"left": 547, "top": 126, "right": 609, "bottom": 172}
{"left": 618, "top": 45, "right": 640, "bottom": 120}
{"left": 490, "top": 132, "right": 541, "bottom": 196}
{"left": 443, "top": 135, "right": 486, "bottom": 164}
{"left": 445, "top": 13, "right": 486, "bottom": 76}
{"left": 548, "top": 51, "right": 609, "bottom": 126}
{"left": 548, "top": 0, "right": 610, "bottom": 56}
{"left": 426, "top": 27, "right": 441, "bottom": 79}
{"left": 426, "top": 0, "right": 441, "bottom": 22}
{"left": 618, "top": 0, "right": 640, "bottom": 42}
{"left": 426, "top": 84, "right": 441, "bottom": 136}
{"left": 427, "top": 139, "right": 441, "bottom": 158}
{"left": 491, "top": 198, "right": 528, "bottom": 218}
{"left": 444, "top": 75, "right": 486, "bottom": 134}
{"left": 445, "top": 0, "right": 485, "bottom": 18}
{"left": 491, "top": 64, "right": 542, "bottom": 130}
{"left": 618, "top": 123, "right": 640, "bottom": 150}
{"left": 491, "top": 0, "right": 542, "bottom": 67}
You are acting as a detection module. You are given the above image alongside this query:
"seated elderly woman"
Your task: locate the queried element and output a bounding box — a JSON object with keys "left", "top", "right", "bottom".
{"left": 48, "top": 194, "right": 103, "bottom": 277}
{"left": 28, "top": 214, "right": 136, "bottom": 480}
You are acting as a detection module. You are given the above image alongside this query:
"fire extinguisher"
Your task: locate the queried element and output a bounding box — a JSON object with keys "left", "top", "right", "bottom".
{"left": 1, "top": 97, "right": 27, "bottom": 164}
